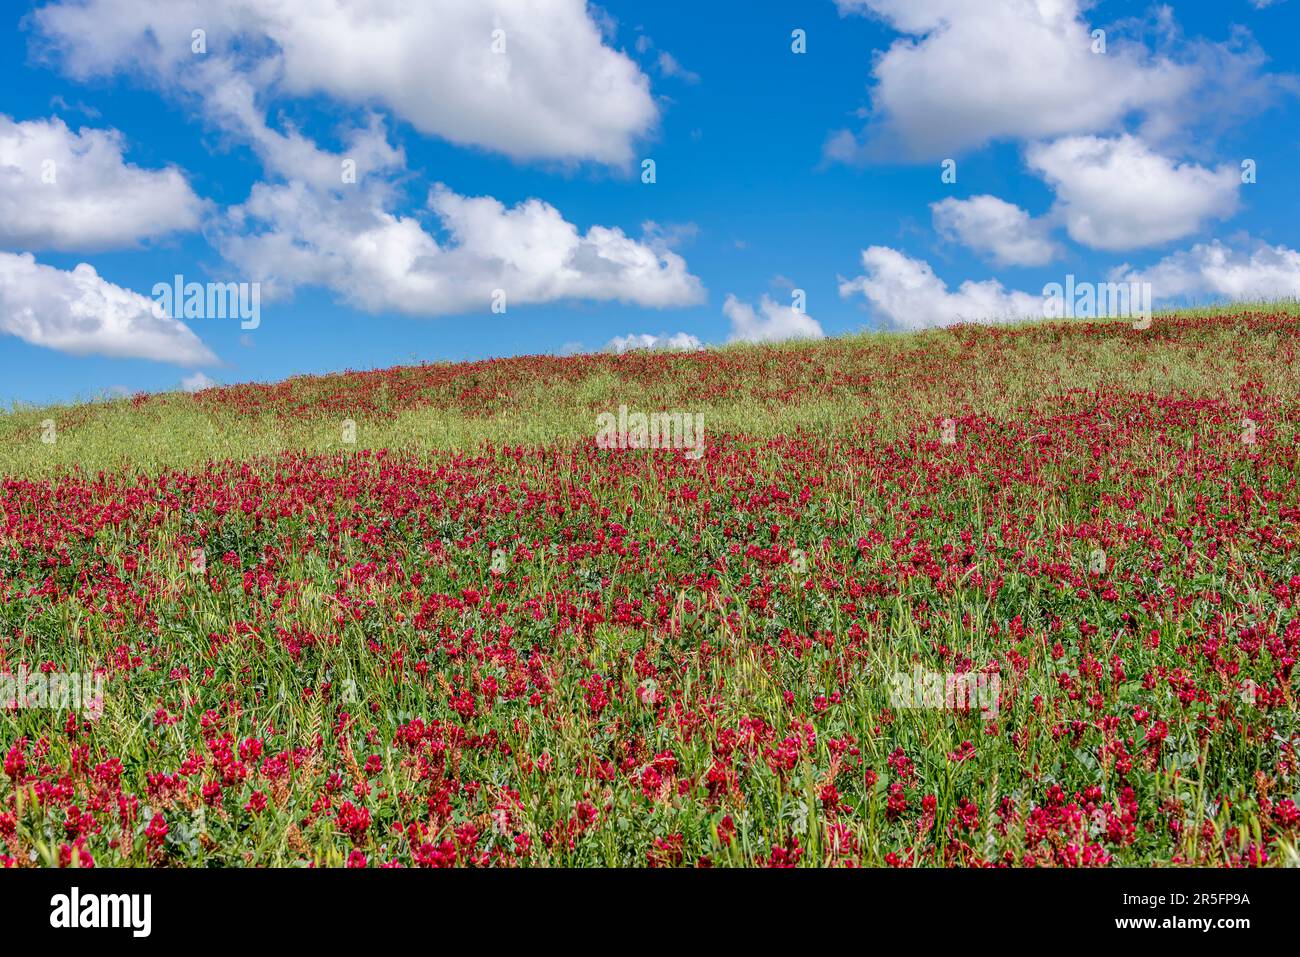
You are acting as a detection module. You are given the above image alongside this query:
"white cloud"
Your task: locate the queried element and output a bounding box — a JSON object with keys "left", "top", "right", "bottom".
{"left": 605, "top": 332, "right": 703, "bottom": 353}
{"left": 829, "top": 0, "right": 1268, "bottom": 159}
{"left": 215, "top": 178, "right": 705, "bottom": 315}
{"left": 199, "top": 71, "right": 405, "bottom": 189}
{"left": 0, "top": 252, "right": 217, "bottom": 364}
{"left": 633, "top": 32, "right": 698, "bottom": 84}
{"left": 30, "top": 6, "right": 700, "bottom": 320}
{"left": 1026, "top": 134, "right": 1239, "bottom": 251}
{"left": 723, "top": 295, "right": 824, "bottom": 343}
{"left": 656, "top": 52, "right": 700, "bottom": 84}
{"left": 640, "top": 220, "right": 699, "bottom": 250}
{"left": 1112, "top": 239, "right": 1300, "bottom": 301}
{"left": 839, "top": 246, "right": 1040, "bottom": 329}
{"left": 0, "top": 114, "right": 203, "bottom": 251}
{"left": 181, "top": 370, "right": 218, "bottom": 391}
{"left": 931, "top": 195, "right": 1058, "bottom": 266}
{"left": 33, "top": 0, "right": 658, "bottom": 167}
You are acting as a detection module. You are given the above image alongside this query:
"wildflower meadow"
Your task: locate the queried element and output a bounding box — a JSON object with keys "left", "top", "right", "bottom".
{"left": 1, "top": 308, "right": 1296, "bottom": 870}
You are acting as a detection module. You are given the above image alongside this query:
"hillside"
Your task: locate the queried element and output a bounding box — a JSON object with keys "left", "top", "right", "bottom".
{"left": 3, "top": 306, "right": 1298, "bottom": 477}
{"left": 0, "top": 306, "right": 1297, "bottom": 867}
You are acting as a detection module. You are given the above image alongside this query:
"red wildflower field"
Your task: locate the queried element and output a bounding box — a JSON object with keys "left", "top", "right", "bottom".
{"left": 0, "top": 311, "right": 1297, "bottom": 867}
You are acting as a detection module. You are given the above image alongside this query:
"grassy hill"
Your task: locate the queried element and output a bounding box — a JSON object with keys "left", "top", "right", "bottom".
{"left": 0, "top": 305, "right": 1296, "bottom": 867}
{"left": 4, "top": 305, "right": 1297, "bottom": 477}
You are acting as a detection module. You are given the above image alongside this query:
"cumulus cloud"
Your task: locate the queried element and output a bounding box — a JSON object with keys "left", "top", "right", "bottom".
{"left": 181, "top": 370, "right": 218, "bottom": 391}
{"left": 32, "top": 0, "right": 658, "bottom": 167}
{"left": 29, "top": 4, "right": 700, "bottom": 321}
{"left": 605, "top": 332, "right": 704, "bottom": 353}
{"left": 214, "top": 176, "right": 705, "bottom": 315}
{"left": 723, "top": 295, "right": 824, "bottom": 344}
{"left": 931, "top": 195, "right": 1058, "bottom": 266}
{"left": 0, "top": 114, "right": 203, "bottom": 251}
{"left": 198, "top": 70, "right": 406, "bottom": 189}
{"left": 1112, "top": 239, "right": 1300, "bottom": 301}
{"left": 1026, "top": 134, "right": 1239, "bottom": 251}
{"left": 828, "top": 0, "right": 1277, "bottom": 160}
{"left": 0, "top": 252, "right": 217, "bottom": 363}
{"left": 839, "top": 246, "right": 1041, "bottom": 329}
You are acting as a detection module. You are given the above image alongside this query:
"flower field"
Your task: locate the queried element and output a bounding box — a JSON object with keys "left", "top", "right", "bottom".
{"left": 1, "top": 308, "right": 1297, "bottom": 867}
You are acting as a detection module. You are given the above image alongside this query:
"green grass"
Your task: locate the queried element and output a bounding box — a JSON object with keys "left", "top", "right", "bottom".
{"left": 3, "top": 305, "right": 1297, "bottom": 478}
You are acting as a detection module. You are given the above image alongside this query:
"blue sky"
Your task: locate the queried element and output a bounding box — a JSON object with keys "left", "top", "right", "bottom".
{"left": 2, "top": 0, "right": 1299, "bottom": 405}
